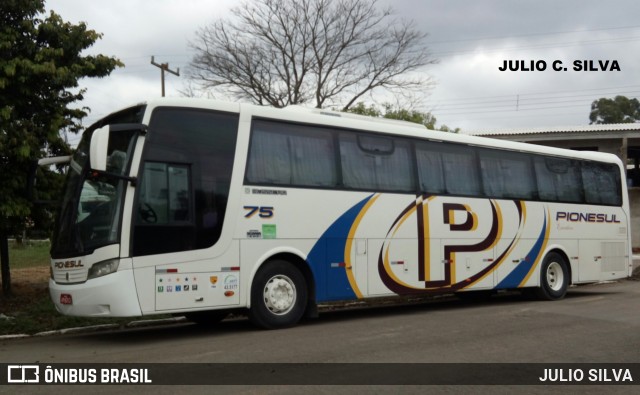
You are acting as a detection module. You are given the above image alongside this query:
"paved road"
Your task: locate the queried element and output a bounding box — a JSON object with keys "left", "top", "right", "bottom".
{"left": 1, "top": 279, "right": 639, "bottom": 393}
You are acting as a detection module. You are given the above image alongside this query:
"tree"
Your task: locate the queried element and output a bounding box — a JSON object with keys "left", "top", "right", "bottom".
{"left": 346, "top": 102, "right": 460, "bottom": 132}
{"left": 0, "top": 0, "right": 122, "bottom": 297}
{"left": 188, "top": 0, "right": 435, "bottom": 110}
{"left": 589, "top": 96, "right": 640, "bottom": 124}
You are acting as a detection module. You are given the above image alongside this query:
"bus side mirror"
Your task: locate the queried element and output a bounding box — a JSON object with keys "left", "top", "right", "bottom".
{"left": 90, "top": 125, "right": 110, "bottom": 171}
{"left": 27, "top": 156, "right": 71, "bottom": 204}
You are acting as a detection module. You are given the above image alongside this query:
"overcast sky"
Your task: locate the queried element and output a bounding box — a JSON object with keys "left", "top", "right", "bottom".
{"left": 47, "top": 0, "right": 640, "bottom": 144}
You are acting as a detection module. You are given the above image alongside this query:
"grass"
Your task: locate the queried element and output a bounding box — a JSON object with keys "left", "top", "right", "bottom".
{"left": 8, "top": 239, "right": 51, "bottom": 269}
{"left": 0, "top": 240, "right": 140, "bottom": 336}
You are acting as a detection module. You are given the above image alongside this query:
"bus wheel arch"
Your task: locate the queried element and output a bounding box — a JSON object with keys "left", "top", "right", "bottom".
{"left": 248, "top": 253, "right": 315, "bottom": 329}
{"left": 534, "top": 249, "right": 571, "bottom": 301}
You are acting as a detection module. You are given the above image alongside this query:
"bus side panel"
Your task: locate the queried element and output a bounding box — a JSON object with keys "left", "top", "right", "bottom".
{"left": 493, "top": 202, "right": 549, "bottom": 290}
{"left": 133, "top": 239, "right": 242, "bottom": 314}
{"left": 236, "top": 190, "right": 630, "bottom": 308}
{"left": 547, "top": 204, "right": 629, "bottom": 283}
{"left": 239, "top": 190, "right": 378, "bottom": 303}
{"left": 363, "top": 196, "right": 546, "bottom": 296}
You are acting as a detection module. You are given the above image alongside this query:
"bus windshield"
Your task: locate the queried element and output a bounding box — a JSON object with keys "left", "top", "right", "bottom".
{"left": 51, "top": 107, "right": 145, "bottom": 258}
{"left": 51, "top": 128, "right": 139, "bottom": 257}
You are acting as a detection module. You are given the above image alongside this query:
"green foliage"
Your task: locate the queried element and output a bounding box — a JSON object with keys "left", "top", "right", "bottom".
{"left": 589, "top": 96, "right": 640, "bottom": 124}
{"left": 345, "top": 102, "right": 460, "bottom": 133}
{"left": 346, "top": 102, "right": 382, "bottom": 118}
{"left": 1, "top": 0, "right": 122, "bottom": 296}
{"left": 9, "top": 240, "right": 50, "bottom": 269}
{"left": 0, "top": 0, "right": 122, "bottom": 224}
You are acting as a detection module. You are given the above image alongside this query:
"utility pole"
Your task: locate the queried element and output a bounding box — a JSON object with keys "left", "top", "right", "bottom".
{"left": 151, "top": 56, "right": 180, "bottom": 97}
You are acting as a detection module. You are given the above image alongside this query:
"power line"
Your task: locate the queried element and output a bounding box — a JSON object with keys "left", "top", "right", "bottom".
{"left": 429, "top": 85, "right": 640, "bottom": 113}
{"left": 432, "top": 85, "right": 640, "bottom": 105}
{"left": 433, "top": 90, "right": 640, "bottom": 114}
{"left": 428, "top": 24, "right": 640, "bottom": 45}
{"left": 430, "top": 35, "right": 640, "bottom": 58}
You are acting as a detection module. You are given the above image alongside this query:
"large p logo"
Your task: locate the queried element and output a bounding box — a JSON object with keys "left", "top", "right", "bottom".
{"left": 378, "top": 197, "right": 505, "bottom": 295}
{"left": 443, "top": 203, "right": 477, "bottom": 231}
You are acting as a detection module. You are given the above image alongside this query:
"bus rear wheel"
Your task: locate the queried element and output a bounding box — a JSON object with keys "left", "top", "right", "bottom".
{"left": 249, "top": 260, "right": 307, "bottom": 329}
{"left": 534, "top": 252, "right": 569, "bottom": 301}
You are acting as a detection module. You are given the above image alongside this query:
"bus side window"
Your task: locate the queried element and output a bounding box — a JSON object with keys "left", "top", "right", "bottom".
{"left": 535, "top": 157, "right": 583, "bottom": 203}
{"left": 138, "top": 162, "right": 191, "bottom": 224}
{"left": 582, "top": 162, "right": 622, "bottom": 206}
{"left": 246, "top": 120, "right": 337, "bottom": 188}
{"left": 339, "top": 133, "right": 414, "bottom": 192}
{"left": 133, "top": 107, "right": 239, "bottom": 257}
{"left": 439, "top": 144, "right": 481, "bottom": 196}
{"left": 415, "top": 142, "right": 445, "bottom": 194}
{"left": 479, "top": 149, "right": 536, "bottom": 200}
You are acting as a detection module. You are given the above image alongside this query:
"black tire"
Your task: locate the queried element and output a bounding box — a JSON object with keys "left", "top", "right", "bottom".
{"left": 184, "top": 310, "right": 228, "bottom": 326}
{"left": 249, "top": 260, "right": 307, "bottom": 329}
{"left": 534, "top": 252, "right": 569, "bottom": 301}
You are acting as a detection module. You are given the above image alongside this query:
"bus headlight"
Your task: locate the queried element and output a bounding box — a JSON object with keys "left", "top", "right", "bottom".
{"left": 88, "top": 259, "right": 120, "bottom": 279}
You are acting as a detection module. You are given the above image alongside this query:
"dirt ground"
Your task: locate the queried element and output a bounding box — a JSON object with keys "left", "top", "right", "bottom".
{"left": 1, "top": 266, "right": 50, "bottom": 315}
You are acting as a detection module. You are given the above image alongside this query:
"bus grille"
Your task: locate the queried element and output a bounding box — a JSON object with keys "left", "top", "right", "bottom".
{"left": 53, "top": 269, "right": 88, "bottom": 284}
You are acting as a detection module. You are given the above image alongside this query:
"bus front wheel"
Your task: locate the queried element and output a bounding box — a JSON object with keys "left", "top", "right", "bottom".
{"left": 249, "top": 260, "right": 308, "bottom": 329}
{"left": 534, "top": 252, "right": 569, "bottom": 301}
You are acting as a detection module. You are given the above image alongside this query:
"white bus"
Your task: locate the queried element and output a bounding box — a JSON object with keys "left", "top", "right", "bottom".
{"left": 48, "top": 99, "right": 632, "bottom": 329}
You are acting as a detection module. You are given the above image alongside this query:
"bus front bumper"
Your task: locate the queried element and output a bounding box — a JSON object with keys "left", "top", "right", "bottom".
{"left": 49, "top": 270, "right": 142, "bottom": 317}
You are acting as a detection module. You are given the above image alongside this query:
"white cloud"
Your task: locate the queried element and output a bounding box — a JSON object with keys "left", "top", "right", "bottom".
{"left": 47, "top": 0, "right": 640, "bottom": 133}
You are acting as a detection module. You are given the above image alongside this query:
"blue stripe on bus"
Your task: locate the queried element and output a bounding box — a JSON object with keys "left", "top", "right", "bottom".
{"left": 496, "top": 214, "right": 547, "bottom": 289}
{"left": 307, "top": 195, "right": 374, "bottom": 302}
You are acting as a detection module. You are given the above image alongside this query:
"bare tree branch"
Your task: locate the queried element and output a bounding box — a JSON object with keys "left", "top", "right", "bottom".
{"left": 187, "top": 0, "right": 436, "bottom": 109}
